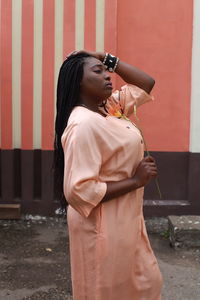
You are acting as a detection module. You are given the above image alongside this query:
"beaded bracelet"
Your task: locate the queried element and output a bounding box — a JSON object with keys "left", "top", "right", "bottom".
{"left": 103, "top": 53, "right": 119, "bottom": 72}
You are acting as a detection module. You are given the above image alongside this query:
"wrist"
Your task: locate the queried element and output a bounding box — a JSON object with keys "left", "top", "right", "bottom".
{"left": 131, "top": 176, "right": 143, "bottom": 190}
{"left": 97, "top": 52, "right": 106, "bottom": 62}
{"left": 102, "top": 53, "right": 119, "bottom": 73}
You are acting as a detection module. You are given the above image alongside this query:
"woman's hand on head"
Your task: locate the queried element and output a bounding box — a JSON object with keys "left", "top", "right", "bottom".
{"left": 133, "top": 156, "right": 158, "bottom": 188}
{"left": 66, "top": 50, "right": 105, "bottom": 62}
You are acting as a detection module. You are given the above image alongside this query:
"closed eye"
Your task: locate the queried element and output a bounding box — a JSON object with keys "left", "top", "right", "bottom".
{"left": 94, "top": 69, "right": 102, "bottom": 74}
{"left": 91, "top": 64, "right": 106, "bottom": 74}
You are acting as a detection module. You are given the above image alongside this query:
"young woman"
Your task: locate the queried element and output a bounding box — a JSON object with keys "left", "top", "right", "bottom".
{"left": 54, "top": 50, "right": 163, "bottom": 300}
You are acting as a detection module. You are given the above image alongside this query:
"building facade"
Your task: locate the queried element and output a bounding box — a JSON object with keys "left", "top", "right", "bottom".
{"left": 1, "top": 0, "right": 200, "bottom": 216}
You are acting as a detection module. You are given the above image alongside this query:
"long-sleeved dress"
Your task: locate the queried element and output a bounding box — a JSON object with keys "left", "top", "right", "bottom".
{"left": 61, "top": 84, "right": 163, "bottom": 300}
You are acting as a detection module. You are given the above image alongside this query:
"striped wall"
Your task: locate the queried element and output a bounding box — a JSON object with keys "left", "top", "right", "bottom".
{"left": 1, "top": 0, "right": 200, "bottom": 216}
{"left": 0, "top": 0, "right": 200, "bottom": 153}
{"left": 0, "top": 0, "right": 117, "bottom": 150}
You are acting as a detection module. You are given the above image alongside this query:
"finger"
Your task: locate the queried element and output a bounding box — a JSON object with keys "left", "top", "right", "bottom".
{"left": 150, "top": 169, "right": 158, "bottom": 175}
{"left": 144, "top": 156, "right": 155, "bottom": 163}
{"left": 147, "top": 167, "right": 157, "bottom": 175}
{"left": 144, "top": 165, "right": 157, "bottom": 173}
{"left": 150, "top": 165, "right": 158, "bottom": 172}
{"left": 148, "top": 155, "right": 155, "bottom": 162}
{"left": 143, "top": 156, "right": 152, "bottom": 162}
{"left": 66, "top": 51, "right": 77, "bottom": 58}
{"left": 147, "top": 162, "right": 157, "bottom": 168}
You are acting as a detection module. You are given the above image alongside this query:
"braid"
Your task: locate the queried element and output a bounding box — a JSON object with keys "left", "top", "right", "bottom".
{"left": 54, "top": 53, "right": 91, "bottom": 210}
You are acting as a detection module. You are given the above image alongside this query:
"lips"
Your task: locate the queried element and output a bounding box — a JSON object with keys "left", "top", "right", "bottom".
{"left": 105, "top": 82, "right": 113, "bottom": 89}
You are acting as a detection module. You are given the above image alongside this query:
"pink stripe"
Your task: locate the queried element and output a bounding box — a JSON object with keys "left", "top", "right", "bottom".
{"left": 84, "top": 0, "right": 96, "bottom": 51}
{"left": 104, "top": 0, "right": 117, "bottom": 54}
{"left": 0, "top": 0, "right": 12, "bottom": 149}
{"left": 21, "top": 0, "right": 34, "bottom": 149}
{"left": 42, "top": 0, "right": 55, "bottom": 150}
{"left": 63, "top": 0, "right": 75, "bottom": 58}
{"left": 104, "top": 0, "right": 118, "bottom": 88}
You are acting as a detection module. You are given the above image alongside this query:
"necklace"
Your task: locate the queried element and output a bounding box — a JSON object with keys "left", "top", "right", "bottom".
{"left": 77, "top": 103, "right": 106, "bottom": 117}
{"left": 78, "top": 103, "right": 88, "bottom": 108}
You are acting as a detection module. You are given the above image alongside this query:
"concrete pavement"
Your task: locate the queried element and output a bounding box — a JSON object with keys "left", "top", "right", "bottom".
{"left": 0, "top": 217, "right": 199, "bottom": 300}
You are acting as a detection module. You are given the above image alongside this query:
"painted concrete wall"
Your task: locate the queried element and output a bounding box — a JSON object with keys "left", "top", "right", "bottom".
{"left": 0, "top": 0, "right": 199, "bottom": 153}
{"left": 116, "top": 0, "right": 193, "bottom": 151}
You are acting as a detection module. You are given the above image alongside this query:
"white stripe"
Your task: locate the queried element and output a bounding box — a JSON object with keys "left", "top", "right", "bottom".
{"left": 12, "top": 0, "right": 22, "bottom": 148}
{"left": 75, "top": 0, "right": 84, "bottom": 50}
{"left": 54, "top": 0, "right": 64, "bottom": 121}
{"left": 33, "top": 0, "right": 43, "bottom": 149}
{"left": 96, "top": 0, "right": 105, "bottom": 51}
{"left": 190, "top": 0, "right": 200, "bottom": 152}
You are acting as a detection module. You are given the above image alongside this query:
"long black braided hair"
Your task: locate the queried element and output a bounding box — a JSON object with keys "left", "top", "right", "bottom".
{"left": 54, "top": 52, "right": 92, "bottom": 210}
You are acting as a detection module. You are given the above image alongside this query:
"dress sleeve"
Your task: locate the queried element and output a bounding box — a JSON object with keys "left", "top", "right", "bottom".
{"left": 108, "top": 84, "right": 154, "bottom": 117}
{"left": 62, "top": 122, "right": 107, "bottom": 218}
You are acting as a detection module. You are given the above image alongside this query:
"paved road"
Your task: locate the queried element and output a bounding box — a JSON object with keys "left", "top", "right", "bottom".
{"left": 0, "top": 217, "right": 199, "bottom": 300}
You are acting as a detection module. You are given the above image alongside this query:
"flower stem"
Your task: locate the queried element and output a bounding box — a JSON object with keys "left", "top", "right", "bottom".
{"left": 137, "top": 126, "right": 162, "bottom": 200}
{"left": 122, "top": 111, "right": 163, "bottom": 200}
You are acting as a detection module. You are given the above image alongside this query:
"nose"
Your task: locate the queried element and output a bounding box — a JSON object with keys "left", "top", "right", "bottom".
{"left": 104, "top": 71, "right": 111, "bottom": 81}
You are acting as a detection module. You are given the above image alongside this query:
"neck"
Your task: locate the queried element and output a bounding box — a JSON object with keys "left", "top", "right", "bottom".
{"left": 78, "top": 97, "right": 103, "bottom": 113}
{"left": 78, "top": 97, "right": 106, "bottom": 117}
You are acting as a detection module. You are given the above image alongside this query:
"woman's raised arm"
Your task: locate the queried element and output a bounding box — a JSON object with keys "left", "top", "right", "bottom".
{"left": 67, "top": 50, "right": 155, "bottom": 94}
{"left": 114, "top": 60, "right": 155, "bottom": 94}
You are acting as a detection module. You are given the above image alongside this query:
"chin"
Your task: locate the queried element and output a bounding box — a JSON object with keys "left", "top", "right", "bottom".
{"left": 104, "top": 90, "right": 112, "bottom": 98}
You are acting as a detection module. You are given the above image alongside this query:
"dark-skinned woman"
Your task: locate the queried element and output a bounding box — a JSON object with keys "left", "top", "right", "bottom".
{"left": 54, "top": 50, "right": 163, "bottom": 300}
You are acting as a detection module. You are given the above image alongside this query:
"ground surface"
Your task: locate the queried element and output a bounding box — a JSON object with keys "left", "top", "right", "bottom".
{"left": 0, "top": 217, "right": 199, "bottom": 300}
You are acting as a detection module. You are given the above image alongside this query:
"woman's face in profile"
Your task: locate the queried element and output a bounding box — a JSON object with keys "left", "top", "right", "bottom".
{"left": 80, "top": 57, "right": 113, "bottom": 102}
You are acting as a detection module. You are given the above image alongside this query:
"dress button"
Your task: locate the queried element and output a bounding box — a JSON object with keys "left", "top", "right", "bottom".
{"left": 126, "top": 126, "right": 130, "bottom": 129}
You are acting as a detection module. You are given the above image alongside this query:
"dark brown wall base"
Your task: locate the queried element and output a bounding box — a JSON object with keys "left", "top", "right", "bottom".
{"left": 144, "top": 151, "right": 200, "bottom": 216}
{"left": 0, "top": 149, "right": 59, "bottom": 216}
{"left": 0, "top": 150, "right": 200, "bottom": 216}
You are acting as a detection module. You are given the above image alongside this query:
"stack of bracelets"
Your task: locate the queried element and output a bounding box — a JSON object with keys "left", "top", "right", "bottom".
{"left": 103, "top": 53, "right": 119, "bottom": 72}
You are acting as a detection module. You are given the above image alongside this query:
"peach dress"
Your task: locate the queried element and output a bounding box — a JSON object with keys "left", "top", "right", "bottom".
{"left": 62, "top": 84, "right": 163, "bottom": 300}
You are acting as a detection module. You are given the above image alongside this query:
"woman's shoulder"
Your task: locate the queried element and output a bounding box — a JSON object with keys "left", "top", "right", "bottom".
{"left": 69, "top": 106, "right": 105, "bottom": 127}
{"left": 62, "top": 107, "right": 106, "bottom": 144}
